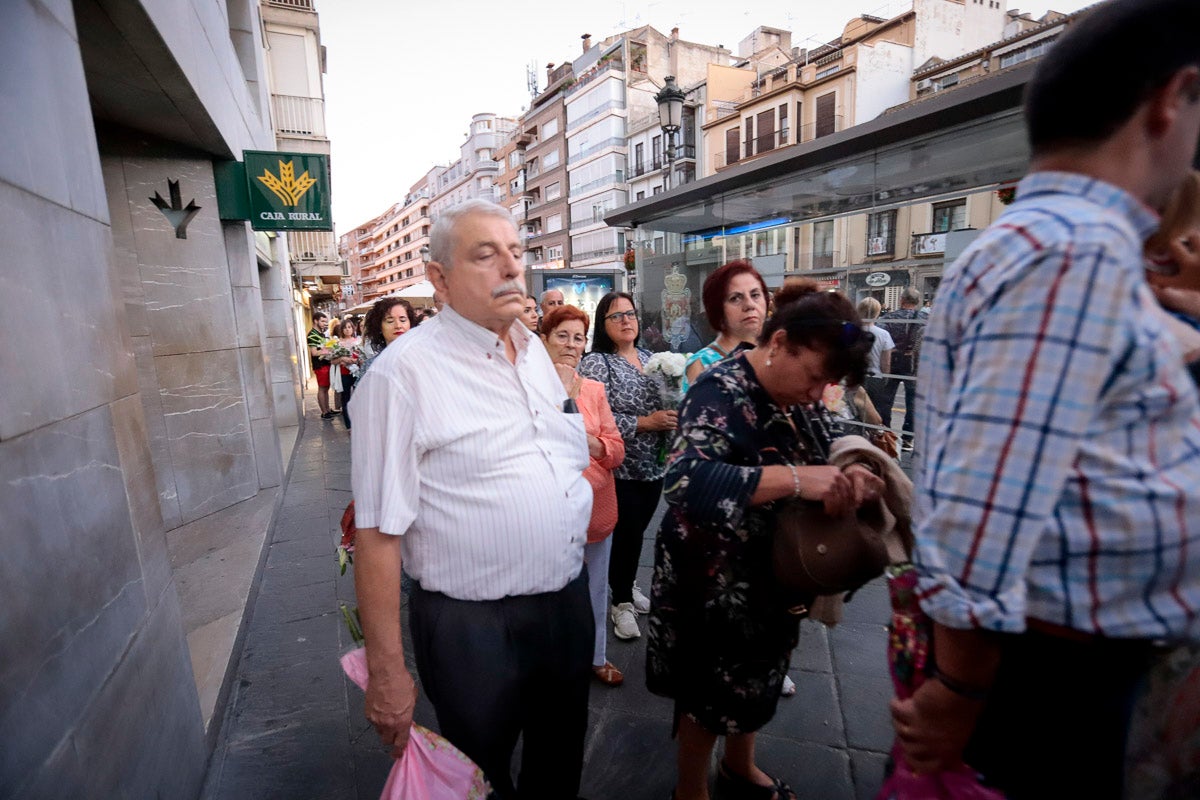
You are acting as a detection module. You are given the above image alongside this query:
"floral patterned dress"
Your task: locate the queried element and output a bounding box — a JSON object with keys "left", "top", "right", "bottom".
{"left": 645, "top": 352, "right": 833, "bottom": 735}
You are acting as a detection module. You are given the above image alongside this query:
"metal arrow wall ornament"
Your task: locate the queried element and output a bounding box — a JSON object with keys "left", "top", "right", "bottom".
{"left": 150, "top": 180, "right": 202, "bottom": 239}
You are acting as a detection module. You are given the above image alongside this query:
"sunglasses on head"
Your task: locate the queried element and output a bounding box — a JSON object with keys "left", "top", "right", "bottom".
{"left": 789, "top": 319, "right": 868, "bottom": 346}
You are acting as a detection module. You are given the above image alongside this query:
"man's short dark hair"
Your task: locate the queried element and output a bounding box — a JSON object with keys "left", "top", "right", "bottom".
{"left": 313, "top": 311, "right": 328, "bottom": 322}
{"left": 1025, "top": 0, "right": 1200, "bottom": 156}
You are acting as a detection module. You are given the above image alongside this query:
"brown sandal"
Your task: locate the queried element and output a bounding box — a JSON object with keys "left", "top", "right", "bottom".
{"left": 592, "top": 661, "right": 624, "bottom": 686}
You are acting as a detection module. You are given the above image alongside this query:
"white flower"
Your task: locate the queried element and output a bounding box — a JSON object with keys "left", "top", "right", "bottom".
{"left": 645, "top": 351, "right": 689, "bottom": 378}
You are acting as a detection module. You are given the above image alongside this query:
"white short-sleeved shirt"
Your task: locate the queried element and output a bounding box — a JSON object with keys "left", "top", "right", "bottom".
{"left": 865, "top": 323, "right": 894, "bottom": 376}
{"left": 350, "top": 306, "right": 593, "bottom": 600}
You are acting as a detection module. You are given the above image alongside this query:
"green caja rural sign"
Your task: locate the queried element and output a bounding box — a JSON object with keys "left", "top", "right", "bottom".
{"left": 216, "top": 150, "right": 332, "bottom": 231}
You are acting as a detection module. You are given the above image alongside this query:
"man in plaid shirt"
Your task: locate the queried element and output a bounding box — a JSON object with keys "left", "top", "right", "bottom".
{"left": 892, "top": 1, "right": 1200, "bottom": 796}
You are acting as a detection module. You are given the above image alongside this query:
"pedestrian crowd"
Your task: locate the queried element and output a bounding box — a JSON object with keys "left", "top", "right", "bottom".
{"left": 325, "top": 3, "right": 1200, "bottom": 797}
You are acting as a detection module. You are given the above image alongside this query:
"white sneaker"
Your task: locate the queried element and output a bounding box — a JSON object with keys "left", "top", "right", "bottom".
{"left": 781, "top": 675, "right": 797, "bottom": 697}
{"left": 631, "top": 583, "right": 651, "bottom": 614}
{"left": 610, "top": 603, "right": 641, "bottom": 640}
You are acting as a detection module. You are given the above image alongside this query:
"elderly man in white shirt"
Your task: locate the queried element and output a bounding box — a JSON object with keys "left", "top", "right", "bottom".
{"left": 351, "top": 199, "right": 594, "bottom": 799}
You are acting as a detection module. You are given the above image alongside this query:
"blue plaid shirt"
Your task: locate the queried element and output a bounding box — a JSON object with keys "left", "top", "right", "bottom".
{"left": 913, "top": 172, "right": 1200, "bottom": 641}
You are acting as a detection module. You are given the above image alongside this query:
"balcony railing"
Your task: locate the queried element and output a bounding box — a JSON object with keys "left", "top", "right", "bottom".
{"left": 568, "top": 137, "right": 625, "bottom": 165}
{"left": 569, "top": 171, "right": 625, "bottom": 196}
{"left": 288, "top": 230, "right": 338, "bottom": 263}
{"left": 271, "top": 94, "right": 326, "bottom": 137}
{"left": 713, "top": 118, "right": 843, "bottom": 171}
{"left": 266, "top": 0, "right": 314, "bottom": 9}
{"left": 564, "top": 58, "right": 625, "bottom": 98}
{"left": 572, "top": 245, "right": 622, "bottom": 262}
{"left": 912, "top": 232, "right": 948, "bottom": 256}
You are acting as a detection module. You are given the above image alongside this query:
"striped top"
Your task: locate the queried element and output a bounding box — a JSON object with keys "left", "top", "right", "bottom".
{"left": 912, "top": 171, "right": 1200, "bottom": 641}
{"left": 350, "top": 306, "right": 592, "bottom": 600}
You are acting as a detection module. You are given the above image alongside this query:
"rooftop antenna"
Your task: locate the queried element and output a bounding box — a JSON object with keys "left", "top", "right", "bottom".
{"left": 526, "top": 61, "right": 539, "bottom": 97}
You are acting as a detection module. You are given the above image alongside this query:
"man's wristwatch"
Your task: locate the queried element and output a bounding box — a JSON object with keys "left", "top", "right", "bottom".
{"left": 562, "top": 398, "right": 579, "bottom": 413}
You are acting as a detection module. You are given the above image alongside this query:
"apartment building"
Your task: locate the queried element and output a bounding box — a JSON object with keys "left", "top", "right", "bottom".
{"left": 261, "top": 0, "right": 342, "bottom": 306}
{"left": 610, "top": 5, "right": 1092, "bottom": 334}
{"left": 429, "top": 112, "right": 517, "bottom": 216}
{"left": 703, "top": 0, "right": 1009, "bottom": 176}
{"left": 516, "top": 62, "right": 574, "bottom": 272}
{"left": 565, "top": 27, "right": 729, "bottom": 273}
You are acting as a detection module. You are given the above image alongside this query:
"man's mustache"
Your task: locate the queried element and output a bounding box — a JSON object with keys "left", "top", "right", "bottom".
{"left": 492, "top": 280, "right": 525, "bottom": 298}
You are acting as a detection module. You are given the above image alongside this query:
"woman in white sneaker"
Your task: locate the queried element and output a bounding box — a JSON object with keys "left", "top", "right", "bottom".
{"left": 542, "top": 305, "right": 628, "bottom": 686}
{"left": 579, "top": 292, "right": 677, "bottom": 641}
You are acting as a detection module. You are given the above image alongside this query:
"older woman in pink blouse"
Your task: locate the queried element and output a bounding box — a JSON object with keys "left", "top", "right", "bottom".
{"left": 542, "top": 305, "right": 627, "bottom": 685}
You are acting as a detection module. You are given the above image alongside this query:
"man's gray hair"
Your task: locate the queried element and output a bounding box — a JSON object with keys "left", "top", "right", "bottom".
{"left": 901, "top": 287, "right": 921, "bottom": 307}
{"left": 429, "top": 199, "right": 516, "bottom": 268}
{"left": 540, "top": 288, "right": 563, "bottom": 303}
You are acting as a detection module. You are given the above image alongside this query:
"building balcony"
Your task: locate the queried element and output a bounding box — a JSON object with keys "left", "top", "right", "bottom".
{"left": 271, "top": 94, "right": 326, "bottom": 138}
{"left": 911, "top": 231, "right": 948, "bottom": 256}
{"left": 564, "top": 57, "right": 625, "bottom": 99}
{"left": 568, "top": 137, "right": 625, "bottom": 166}
{"left": 265, "top": 0, "right": 314, "bottom": 9}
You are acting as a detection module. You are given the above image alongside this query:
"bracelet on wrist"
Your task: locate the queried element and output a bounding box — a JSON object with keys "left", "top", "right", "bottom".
{"left": 788, "top": 464, "right": 801, "bottom": 500}
{"left": 931, "top": 665, "right": 990, "bottom": 702}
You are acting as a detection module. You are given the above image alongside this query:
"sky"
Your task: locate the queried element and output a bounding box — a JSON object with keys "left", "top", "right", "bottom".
{"left": 317, "top": 0, "right": 1097, "bottom": 235}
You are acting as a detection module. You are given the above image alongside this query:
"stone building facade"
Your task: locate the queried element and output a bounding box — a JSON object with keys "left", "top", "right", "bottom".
{"left": 2, "top": 0, "right": 315, "bottom": 795}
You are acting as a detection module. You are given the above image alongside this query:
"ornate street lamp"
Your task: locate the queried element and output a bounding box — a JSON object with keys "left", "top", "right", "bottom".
{"left": 655, "top": 75, "right": 686, "bottom": 190}
{"left": 419, "top": 244, "right": 430, "bottom": 264}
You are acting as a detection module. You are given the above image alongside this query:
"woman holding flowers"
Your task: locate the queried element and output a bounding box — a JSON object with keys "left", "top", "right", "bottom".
{"left": 681, "top": 260, "right": 769, "bottom": 393}
{"left": 579, "top": 292, "right": 677, "bottom": 642}
{"left": 541, "top": 305, "right": 627, "bottom": 685}
{"left": 646, "top": 281, "right": 882, "bottom": 800}
{"left": 332, "top": 318, "right": 363, "bottom": 430}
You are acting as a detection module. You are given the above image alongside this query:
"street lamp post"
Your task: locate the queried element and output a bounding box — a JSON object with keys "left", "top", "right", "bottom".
{"left": 655, "top": 75, "right": 685, "bottom": 191}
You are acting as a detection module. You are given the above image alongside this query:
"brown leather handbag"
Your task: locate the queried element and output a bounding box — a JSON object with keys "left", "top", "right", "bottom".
{"left": 771, "top": 495, "right": 892, "bottom": 601}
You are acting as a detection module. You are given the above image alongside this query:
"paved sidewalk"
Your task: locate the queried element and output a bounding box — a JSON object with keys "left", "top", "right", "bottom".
{"left": 202, "top": 403, "right": 897, "bottom": 800}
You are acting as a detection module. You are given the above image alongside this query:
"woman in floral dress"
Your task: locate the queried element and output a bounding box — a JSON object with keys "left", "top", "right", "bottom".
{"left": 646, "top": 283, "right": 883, "bottom": 800}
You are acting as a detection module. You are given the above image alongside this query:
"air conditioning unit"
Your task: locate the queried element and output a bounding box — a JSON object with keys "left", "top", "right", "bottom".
{"left": 915, "top": 78, "right": 932, "bottom": 91}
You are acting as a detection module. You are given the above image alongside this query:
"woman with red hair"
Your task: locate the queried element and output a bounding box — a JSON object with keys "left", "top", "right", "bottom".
{"left": 682, "top": 260, "right": 769, "bottom": 393}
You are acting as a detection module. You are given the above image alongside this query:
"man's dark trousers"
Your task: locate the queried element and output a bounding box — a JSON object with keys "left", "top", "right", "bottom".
{"left": 410, "top": 572, "right": 593, "bottom": 799}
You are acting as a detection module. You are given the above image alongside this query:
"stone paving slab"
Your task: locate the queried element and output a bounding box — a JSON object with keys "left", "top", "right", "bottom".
{"left": 203, "top": 405, "right": 899, "bottom": 800}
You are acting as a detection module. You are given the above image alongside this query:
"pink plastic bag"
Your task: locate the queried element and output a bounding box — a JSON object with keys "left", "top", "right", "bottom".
{"left": 876, "top": 565, "right": 1005, "bottom": 800}
{"left": 341, "top": 648, "right": 491, "bottom": 800}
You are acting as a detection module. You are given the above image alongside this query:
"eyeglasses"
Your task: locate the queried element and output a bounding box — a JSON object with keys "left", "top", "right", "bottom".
{"left": 605, "top": 310, "right": 639, "bottom": 323}
{"left": 549, "top": 330, "right": 587, "bottom": 346}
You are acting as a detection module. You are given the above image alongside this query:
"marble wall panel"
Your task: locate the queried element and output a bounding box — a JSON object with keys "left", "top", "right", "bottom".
{"left": 19, "top": 588, "right": 206, "bottom": 800}
{"left": 224, "top": 221, "right": 260, "bottom": 290}
{"left": 0, "top": 182, "right": 137, "bottom": 441}
{"left": 154, "top": 349, "right": 258, "bottom": 524}
{"left": 251, "top": 415, "right": 283, "bottom": 489}
{"left": 103, "top": 155, "right": 150, "bottom": 337}
{"left": 264, "top": 332, "right": 297, "bottom": 387}
{"left": 132, "top": 333, "right": 182, "bottom": 531}
{"left": 110, "top": 394, "right": 172, "bottom": 603}
{"left": 0, "top": 405, "right": 147, "bottom": 793}
{"left": 261, "top": 296, "right": 293, "bottom": 340}
{"left": 272, "top": 379, "right": 301, "bottom": 429}
{"left": 232, "top": 285, "right": 265, "bottom": 349}
{"left": 116, "top": 153, "right": 237, "bottom": 358}
{"left": 237, "top": 346, "right": 272, "bottom": 422}
{"left": 0, "top": 0, "right": 107, "bottom": 222}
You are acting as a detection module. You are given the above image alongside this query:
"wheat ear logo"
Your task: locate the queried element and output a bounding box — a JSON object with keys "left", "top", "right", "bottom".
{"left": 256, "top": 160, "right": 318, "bottom": 206}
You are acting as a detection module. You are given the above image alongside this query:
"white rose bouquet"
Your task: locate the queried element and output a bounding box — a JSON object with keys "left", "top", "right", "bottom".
{"left": 645, "top": 351, "right": 689, "bottom": 410}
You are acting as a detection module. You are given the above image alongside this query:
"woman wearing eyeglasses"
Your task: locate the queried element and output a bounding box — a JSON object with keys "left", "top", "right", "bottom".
{"left": 541, "top": 305, "right": 628, "bottom": 686}
{"left": 579, "top": 292, "right": 678, "bottom": 642}
{"left": 646, "top": 281, "right": 882, "bottom": 800}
